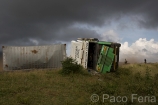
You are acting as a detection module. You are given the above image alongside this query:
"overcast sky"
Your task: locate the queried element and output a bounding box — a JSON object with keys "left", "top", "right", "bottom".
{"left": 0, "top": 0, "right": 158, "bottom": 62}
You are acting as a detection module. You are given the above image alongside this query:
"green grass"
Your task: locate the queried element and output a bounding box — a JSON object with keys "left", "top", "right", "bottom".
{"left": 0, "top": 63, "right": 158, "bottom": 105}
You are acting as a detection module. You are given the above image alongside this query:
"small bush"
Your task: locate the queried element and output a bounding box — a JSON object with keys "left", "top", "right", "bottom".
{"left": 60, "top": 57, "right": 84, "bottom": 75}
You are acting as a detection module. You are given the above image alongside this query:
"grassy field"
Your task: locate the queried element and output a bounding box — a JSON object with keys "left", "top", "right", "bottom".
{"left": 0, "top": 63, "right": 158, "bottom": 105}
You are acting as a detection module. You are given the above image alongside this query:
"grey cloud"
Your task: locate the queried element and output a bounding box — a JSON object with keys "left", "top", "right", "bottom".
{"left": 55, "top": 27, "right": 101, "bottom": 42}
{"left": 0, "top": 0, "right": 158, "bottom": 49}
{"left": 142, "top": 48, "right": 148, "bottom": 52}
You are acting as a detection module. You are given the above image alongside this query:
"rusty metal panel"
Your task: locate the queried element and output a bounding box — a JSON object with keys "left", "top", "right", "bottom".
{"left": 2, "top": 44, "right": 66, "bottom": 70}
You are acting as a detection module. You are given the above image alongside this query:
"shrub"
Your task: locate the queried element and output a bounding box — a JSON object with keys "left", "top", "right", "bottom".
{"left": 60, "top": 57, "right": 84, "bottom": 75}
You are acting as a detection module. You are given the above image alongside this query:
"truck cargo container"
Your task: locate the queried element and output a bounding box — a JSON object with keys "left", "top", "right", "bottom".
{"left": 70, "top": 38, "right": 121, "bottom": 73}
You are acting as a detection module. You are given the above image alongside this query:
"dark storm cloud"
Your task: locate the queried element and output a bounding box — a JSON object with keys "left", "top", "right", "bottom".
{"left": 0, "top": 0, "right": 158, "bottom": 48}
{"left": 55, "top": 26, "right": 101, "bottom": 42}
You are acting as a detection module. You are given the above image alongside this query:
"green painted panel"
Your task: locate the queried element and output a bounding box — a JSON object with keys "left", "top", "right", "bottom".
{"left": 109, "top": 48, "right": 114, "bottom": 52}
{"left": 102, "top": 66, "right": 108, "bottom": 73}
{"left": 100, "top": 46, "right": 108, "bottom": 54}
{"left": 97, "top": 64, "right": 103, "bottom": 72}
{"left": 97, "top": 54, "right": 102, "bottom": 64}
{"left": 98, "top": 41, "right": 111, "bottom": 45}
{"left": 96, "top": 45, "right": 114, "bottom": 73}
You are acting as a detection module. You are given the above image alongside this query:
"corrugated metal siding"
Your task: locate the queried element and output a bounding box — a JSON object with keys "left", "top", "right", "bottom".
{"left": 2, "top": 44, "right": 66, "bottom": 70}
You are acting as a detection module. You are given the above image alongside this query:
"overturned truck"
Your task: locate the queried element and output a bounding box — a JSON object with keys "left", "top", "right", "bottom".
{"left": 70, "top": 38, "right": 121, "bottom": 73}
